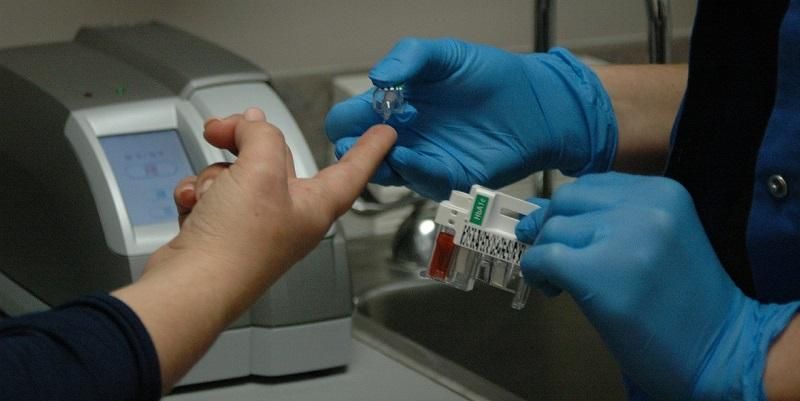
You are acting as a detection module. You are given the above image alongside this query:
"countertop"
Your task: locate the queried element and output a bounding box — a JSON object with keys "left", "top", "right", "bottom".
{"left": 164, "top": 337, "right": 469, "bottom": 401}
{"left": 163, "top": 234, "right": 474, "bottom": 401}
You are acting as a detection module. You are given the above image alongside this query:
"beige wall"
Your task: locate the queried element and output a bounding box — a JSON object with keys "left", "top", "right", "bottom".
{"left": 0, "top": 0, "right": 696, "bottom": 77}
{"left": 0, "top": 0, "right": 161, "bottom": 48}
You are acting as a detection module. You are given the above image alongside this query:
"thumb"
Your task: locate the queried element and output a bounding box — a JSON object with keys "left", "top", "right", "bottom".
{"left": 515, "top": 198, "right": 550, "bottom": 244}
{"left": 370, "top": 38, "right": 466, "bottom": 87}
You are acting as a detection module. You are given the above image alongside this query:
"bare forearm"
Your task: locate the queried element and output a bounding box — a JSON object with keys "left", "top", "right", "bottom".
{"left": 765, "top": 313, "right": 800, "bottom": 400}
{"left": 112, "top": 245, "right": 292, "bottom": 393}
{"left": 593, "top": 64, "right": 688, "bottom": 174}
{"left": 109, "top": 119, "right": 395, "bottom": 394}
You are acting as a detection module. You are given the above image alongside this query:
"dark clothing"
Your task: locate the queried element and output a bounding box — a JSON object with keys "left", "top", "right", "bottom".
{"left": 747, "top": 0, "right": 800, "bottom": 302}
{"left": 666, "top": 0, "right": 793, "bottom": 301}
{"left": 0, "top": 294, "right": 161, "bottom": 401}
{"left": 5, "top": 2, "right": 800, "bottom": 401}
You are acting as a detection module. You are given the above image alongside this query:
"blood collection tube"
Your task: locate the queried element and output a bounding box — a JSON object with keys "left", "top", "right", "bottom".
{"left": 428, "top": 227, "right": 456, "bottom": 280}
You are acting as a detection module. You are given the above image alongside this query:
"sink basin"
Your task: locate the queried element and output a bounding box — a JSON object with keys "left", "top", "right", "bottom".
{"left": 354, "top": 278, "right": 625, "bottom": 401}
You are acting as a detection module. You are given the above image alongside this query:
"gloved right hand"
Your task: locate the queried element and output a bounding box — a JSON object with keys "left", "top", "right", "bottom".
{"left": 515, "top": 173, "right": 800, "bottom": 400}
{"left": 325, "top": 38, "right": 618, "bottom": 200}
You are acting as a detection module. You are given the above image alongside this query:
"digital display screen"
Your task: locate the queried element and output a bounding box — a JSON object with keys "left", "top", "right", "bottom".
{"left": 100, "top": 130, "right": 194, "bottom": 226}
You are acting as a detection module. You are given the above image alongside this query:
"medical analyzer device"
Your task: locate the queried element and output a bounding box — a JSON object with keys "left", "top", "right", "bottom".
{"left": 0, "top": 22, "right": 351, "bottom": 386}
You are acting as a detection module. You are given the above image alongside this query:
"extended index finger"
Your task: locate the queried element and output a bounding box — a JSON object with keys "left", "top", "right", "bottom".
{"left": 314, "top": 124, "right": 397, "bottom": 215}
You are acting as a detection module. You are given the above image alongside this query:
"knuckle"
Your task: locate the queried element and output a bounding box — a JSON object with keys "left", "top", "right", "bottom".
{"left": 197, "top": 162, "right": 229, "bottom": 181}
{"left": 648, "top": 206, "right": 676, "bottom": 228}
{"left": 301, "top": 183, "right": 340, "bottom": 224}
{"left": 270, "top": 133, "right": 289, "bottom": 155}
{"left": 654, "top": 177, "right": 692, "bottom": 205}
{"left": 264, "top": 122, "right": 287, "bottom": 141}
{"left": 251, "top": 121, "right": 286, "bottom": 144}
{"left": 539, "top": 243, "right": 568, "bottom": 264}
{"left": 239, "top": 119, "right": 285, "bottom": 138}
{"left": 550, "top": 181, "right": 578, "bottom": 205}
{"left": 627, "top": 242, "right": 657, "bottom": 267}
{"left": 537, "top": 217, "right": 562, "bottom": 242}
{"left": 398, "top": 36, "right": 425, "bottom": 49}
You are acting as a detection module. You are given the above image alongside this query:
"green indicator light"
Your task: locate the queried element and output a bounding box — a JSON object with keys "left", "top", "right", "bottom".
{"left": 115, "top": 85, "right": 127, "bottom": 96}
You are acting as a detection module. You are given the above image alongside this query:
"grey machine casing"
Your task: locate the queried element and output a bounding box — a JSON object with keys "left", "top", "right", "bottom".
{"left": 0, "top": 22, "right": 351, "bottom": 385}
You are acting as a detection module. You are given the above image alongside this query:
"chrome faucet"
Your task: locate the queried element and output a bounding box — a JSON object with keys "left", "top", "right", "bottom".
{"left": 534, "top": 0, "right": 672, "bottom": 197}
{"left": 644, "top": 0, "right": 672, "bottom": 63}
{"left": 348, "top": 188, "right": 435, "bottom": 269}
{"left": 534, "top": 0, "right": 556, "bottom": 53}
{"left": 534, "top": 0, "right": 672, "bottom": 63}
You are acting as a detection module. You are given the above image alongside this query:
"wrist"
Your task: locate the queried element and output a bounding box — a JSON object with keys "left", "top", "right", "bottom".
{"left": 520, "top": 48, "right": 618, "bottom": 175}
{"left": 764, "top": 312, "right": 800, "bottom": 401}
{"left": 146, "top": 235, "right": 283, "bottom": 306}
{"left": 692, "top": 298, "right": 800, "bottom": 401}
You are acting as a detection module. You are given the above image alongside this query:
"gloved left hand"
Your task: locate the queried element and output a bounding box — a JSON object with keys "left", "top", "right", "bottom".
{"left": 325, "top": 38, "right": 617, "bottom": 201}
{"left": 515, "top": 173, "right": 800, "bottom": 400}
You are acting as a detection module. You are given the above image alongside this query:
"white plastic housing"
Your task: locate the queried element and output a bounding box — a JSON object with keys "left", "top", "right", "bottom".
{"left": 426, "top": 185, "right": 539, "bottom": 309}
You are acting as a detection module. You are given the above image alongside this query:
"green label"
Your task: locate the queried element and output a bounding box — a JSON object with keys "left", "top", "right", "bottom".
{"left": 470, "top": 195, "right": 490, "bottom": 225}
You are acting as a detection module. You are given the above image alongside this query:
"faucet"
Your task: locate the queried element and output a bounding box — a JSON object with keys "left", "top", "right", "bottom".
{"left": 534, "top": 0, "right": 673, "bottom": 197}
{"left": 644, "top": 0, "right": 672, "bottom": 64}
{"left": 356, "top": 1, "right": 675, "bottom": 269}
{"left": 534, "top": 0, "right": 672, "bottom": 63}
{"left": 534, "top": 0, "right": 556, "bottom": 53}
{"left": 348, "top": 187, "right": 436, "bottom": 269}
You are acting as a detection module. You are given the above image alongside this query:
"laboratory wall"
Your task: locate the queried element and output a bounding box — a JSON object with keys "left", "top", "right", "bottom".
{"left": 0, "top": 0, "right": 696, "bottom": 77}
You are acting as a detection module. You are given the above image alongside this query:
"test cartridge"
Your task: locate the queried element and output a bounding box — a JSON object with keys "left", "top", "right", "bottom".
{"left": 426, "top": 185, "right": 539, "bottom": 309}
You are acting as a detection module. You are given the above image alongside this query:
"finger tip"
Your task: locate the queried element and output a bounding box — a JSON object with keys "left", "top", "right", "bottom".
{"left": 515, "top": 231, "right": 533, "bottom": 245}
{"left": 204, "top": 118, "right": 221, "bottom": 129}
{"left": 368, "top": 66, "right": 397, "bottom": 87}
{"left": 243, "top": 107, "right": 266, "bottom": 122}
{"left": 176, "top": 185, "right": 196, "bottom": 207}
{"left": 365, "top": 124, "right": 398, "bottom": 142}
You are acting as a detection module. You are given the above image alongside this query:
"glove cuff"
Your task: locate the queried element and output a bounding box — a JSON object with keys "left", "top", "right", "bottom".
{"left": 691, "top": 298, "right": 800, "bottom": 401}
{"left": 521, "top": 48, "right": 618, "bottom": 176}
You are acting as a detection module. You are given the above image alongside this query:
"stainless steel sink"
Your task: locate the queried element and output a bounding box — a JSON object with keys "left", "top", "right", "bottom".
{"left": 353, "top": 277, "right": 625, "bottom": 401}
{"left": 347, "top": 234, "right": 625, "bottom": 401}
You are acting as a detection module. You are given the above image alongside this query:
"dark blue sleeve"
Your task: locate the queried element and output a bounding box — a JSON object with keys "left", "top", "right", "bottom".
{"left": 0, "top": 293, "right": 161, "bottom": 401}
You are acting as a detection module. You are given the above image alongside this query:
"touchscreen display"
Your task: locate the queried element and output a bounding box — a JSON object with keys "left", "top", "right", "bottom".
{"left": 100, "top": 130, "right": 194, "bottom": 226}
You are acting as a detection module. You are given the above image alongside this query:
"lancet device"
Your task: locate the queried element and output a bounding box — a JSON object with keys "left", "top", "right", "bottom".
{"left": 371, "top": 85, "right": 405, "bottom": 122}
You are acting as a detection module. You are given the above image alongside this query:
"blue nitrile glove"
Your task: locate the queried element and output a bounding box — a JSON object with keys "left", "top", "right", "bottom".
{"left": 325, "top": 38, "right": 618, "bottom": 201}
{"left": 515, "top": 173, "right": 800, "bottom": 400}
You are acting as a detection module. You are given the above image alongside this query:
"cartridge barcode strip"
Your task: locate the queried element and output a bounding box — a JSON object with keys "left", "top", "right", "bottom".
{"left": 458, "top": 224, "right": 527, "bottom": 265}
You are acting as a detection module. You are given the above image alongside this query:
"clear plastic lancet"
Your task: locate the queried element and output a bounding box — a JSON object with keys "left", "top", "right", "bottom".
{"left": 371, "top": 85, "right": 405, "bottom": 122}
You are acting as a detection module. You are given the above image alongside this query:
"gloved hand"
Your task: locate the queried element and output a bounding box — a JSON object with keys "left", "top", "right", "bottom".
{"left": 515, "top": 173, "right": 800, "bottom": 400}
{"left": 325, "top": 38, "right": 618, "bottom": 201}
